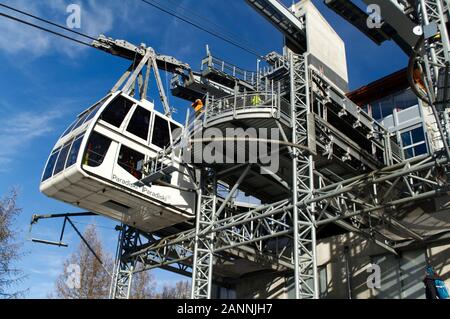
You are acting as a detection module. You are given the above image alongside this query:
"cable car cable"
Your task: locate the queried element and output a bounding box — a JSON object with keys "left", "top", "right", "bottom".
{"left": 0, "top": 3, "right": 97, "bottom": 41}
{"left": 154, "top": 0, "right": 260, "bottom": 51}
{"left": 140, "top": 0, "right": 263, "bottom": 58}
{"left": 0, "top": 11, "right": 94, "bottom": 48}
{"left": 139, "top": 0, "right": 264, "bottom": 59}
{"left": 0, "top": 1, "right": 265, "bottom": 61}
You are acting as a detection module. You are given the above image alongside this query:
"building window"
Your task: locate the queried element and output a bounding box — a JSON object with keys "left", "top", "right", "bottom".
{"left": 42, "top": 148, "right": 61, "bottom": 181}
{"left": 152, "top": 115, "right": 170, "bottom": 149}
{"left": 99, "top": 95, "right": 134, "bottom": 128}
{"left": 65, "top": 133, "right": 84, "bottom": 168}
{"left": 371, "top": 250, "right": 426, "bottom": 299}
{"left": 369, "top": 88, "right": 419, "bottom": 121}
{"left": 117, "top": 145, "right": 145, "bottom": 179}
{"left": 83, "top": 132, "right": 112, "bottom": 167}
{"left": 126, "top": 106, "right": 151, "bottom": 141}
{"left": 53, "top": 140, "right": 73, "bottom": 175}
{"left": 400, "top": 126, "right": 428, "bottom": 159}
{"left": 319, "top": 266, "right": 328, "bottom": 298}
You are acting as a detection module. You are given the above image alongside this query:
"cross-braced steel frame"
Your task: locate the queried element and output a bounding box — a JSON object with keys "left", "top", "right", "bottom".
{"left": 289, "top": 52, "right": 318, "bottom": 299}
{"left": 191, "top": 169, "right": 217, "bottom": 299}
{"left": 416, "top": 0, "right": 450, "bottom": 155}
{"left": 110, "top": 225, "right": 140, "bottom": 299}
{"left": 107, "top": 1, "right": 450, "bottom": 300}
{"left": 108, "top": 51, "right": 450, "bottom": 299}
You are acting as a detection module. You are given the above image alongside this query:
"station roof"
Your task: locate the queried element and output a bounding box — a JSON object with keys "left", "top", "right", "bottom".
{"left": 346, "top": 68, "right": 409, "bottom": 106}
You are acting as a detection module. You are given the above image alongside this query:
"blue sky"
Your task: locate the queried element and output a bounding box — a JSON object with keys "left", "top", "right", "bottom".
{"left": 0, "top": 0, "right": 408, "bottom": 298}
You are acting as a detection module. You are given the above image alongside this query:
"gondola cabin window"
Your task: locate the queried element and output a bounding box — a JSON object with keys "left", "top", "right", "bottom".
{"left": 170, "top": 122, "right": 182, "bottom": 143}
{"left": 71, "top": 111, "right": 90, "bottom": 132}
{"left": 60, "top": 119, "right": 77, "bottom": 139}
{"left": 100, "top": 95, "right": 134, "bottom": 128}
{"left": 53, "top": 140, "right": 73, "bottom": 175}
{"left": 42, "top": 148, "right": 61, "bottom": 181}
{"left": 65, "top": 133, "right": 84, "bottom": 168}
{"left": 83, "top": 132, "right": 112, "bottom": 167}
{"left": 59, "top": 96, "right": 110, "bottom": 139}
{"left": 117, "top": 145, "right": 144, "bottom": 180}
{"left": 152, "top": 115, "right": 170, "bottom": 149}
{"left": 126, "top": 106, "right": 151, "bottom": 141}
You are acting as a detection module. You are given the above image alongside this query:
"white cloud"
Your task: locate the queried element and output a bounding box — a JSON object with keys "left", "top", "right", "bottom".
{"left": 0, "top": 0, "right": 116, "bottom": 59}
{"left": 0, "top": 109, "right": 64, "bottom": 170}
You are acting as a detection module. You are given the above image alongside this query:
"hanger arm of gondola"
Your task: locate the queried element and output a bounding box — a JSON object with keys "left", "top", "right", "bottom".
{"left": 92, "top": 35, "right": 191, "bottom": 76}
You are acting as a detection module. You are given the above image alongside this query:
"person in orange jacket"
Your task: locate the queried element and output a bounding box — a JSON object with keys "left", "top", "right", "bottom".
{"left": 191, "top": 99, "right": 204, "bottom": 115}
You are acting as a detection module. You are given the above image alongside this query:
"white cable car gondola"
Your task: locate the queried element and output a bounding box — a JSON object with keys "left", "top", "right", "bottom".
{"left": 40, "top": 91, "right": 196, "bottom": 232}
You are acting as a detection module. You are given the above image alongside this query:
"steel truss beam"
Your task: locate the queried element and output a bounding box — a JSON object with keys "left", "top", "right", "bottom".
{"left": 289, "top": 52, "right": 318, "bottom": 299}
{"left": 314, "top": 154, "right": 449, "bottom": 225}
{"left": 110, "top": 225, "right": 141, "bottom": 299}
{"left": 103, "top": 4, "right": 450, "bottom": 297}
{"left": 114, "top": 153, "right": 448, "bottom": 299}
{"left": 125, "top": 229, "right": 195, "bottom": 275}
{"left": 191, "top": 169, "right": 217, "bottom": 299}
{"left": 416, "top": 0, "right": 450, "bottom": 155}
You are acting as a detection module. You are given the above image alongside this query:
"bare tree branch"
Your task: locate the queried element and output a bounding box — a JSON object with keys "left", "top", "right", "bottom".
{"left": 0, "top": 188, "right": 25, "bottom": 299}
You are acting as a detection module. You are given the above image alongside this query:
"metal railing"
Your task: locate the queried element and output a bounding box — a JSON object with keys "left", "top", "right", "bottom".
{"left": 202, "top": 55, "right": 257, "bottom": 86}
{"left": 205, "top": 92, "right": 290, "bottom": 120}
{"left": 390, "top": 137, "right": 404, "bottom": 161}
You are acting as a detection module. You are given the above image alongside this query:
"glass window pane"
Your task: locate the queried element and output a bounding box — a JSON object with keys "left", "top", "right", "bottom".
{"left": 414, "top": 143, "right": 428, "bottom": 156}
{"left": 152, "top": 115, "right": 170, "bottom": 148}
{"left": 83, "top": 95, "right": 111, "bottom": 124}
{"left": 61, "top": 120, "right": 77, "bottom": 139}
{"left": 72, "top": 111, "right": 90, "bottom": 132}
{"left": 319, "top": 266, "right": 327, "bottom": 297}
{"left": 83, "top": 105, "right": 101, "bottom": 124}
{"left": 170, "top": 122, "right": 182, "bottom": 143}
{"left": 54, "top": 142, "right": 72, "bottom": 175}
{"left": 65, "top": 134, "right": 84, "bottom": 168}
{"left": 42, "top": 149, "right": 60, "bottom": 181}
{"left": 404, "top": 147, "right": 414, "bottom": 159}
{"left": 126, "top": 106, "right": 151, "bottom": 140}
{"left": 83, "top": 132, "right": 112, "bottom": 167}
{"left": 411, "top": 127, "right": 425, "bottom": 144}
{"left": 394, "top": 89, "right": 418, "bottom": 110}
{"left": 380, "top": 100, "right": 394, "bottom": 119}
{"left": 372, "top": 104, "right": 382, "bottom": 120}
{"left": 401, "top": 131, "right": 412, "bottom": 146}
{"left": 100, "top": 96, "right": 134, "bottom": 128}
{"left": 117, "top": 145, "right": 144, "bottom": 179}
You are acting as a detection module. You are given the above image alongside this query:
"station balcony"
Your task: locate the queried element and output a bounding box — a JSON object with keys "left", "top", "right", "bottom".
{"left": 204, "top": 92, "right": 291, "bottom": 125}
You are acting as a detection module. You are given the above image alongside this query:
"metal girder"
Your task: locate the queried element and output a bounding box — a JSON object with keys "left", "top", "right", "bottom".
{"left": 325, "top": 0, "right": 392, "bottom": 45}
{"left": 92, "top": 35, "right": 190, "bottom": 75}
{"left": 110, "top": 152, "right": 448, "bottom": 299}
{"left": 125, "top": 229, "right": 196, "bottom": 273}
{"left": 191, "top": 169, "right": 217, "bottom": 299}
{"left": 245, "top": 0, "right": 306, "bottom": 52}
{"left": 110, "top": 225, "right": 141, "bottom": 299}
{"left": 213, "top": 200, "right": 293, "bottom": 253}
{"left": 289, "top": 52, "right": 318, "bottom": 299}
{"left": 112, "top": 47, "right": 172, "bottom": 116}
{"left": 315, "top": 154, "right": 449, "bottom": 226}
{"left": 361, "top": 0, "right": 419, "bottom": 47}
{"left": 416, "top": 0, "right": 450, "bottom": 155}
